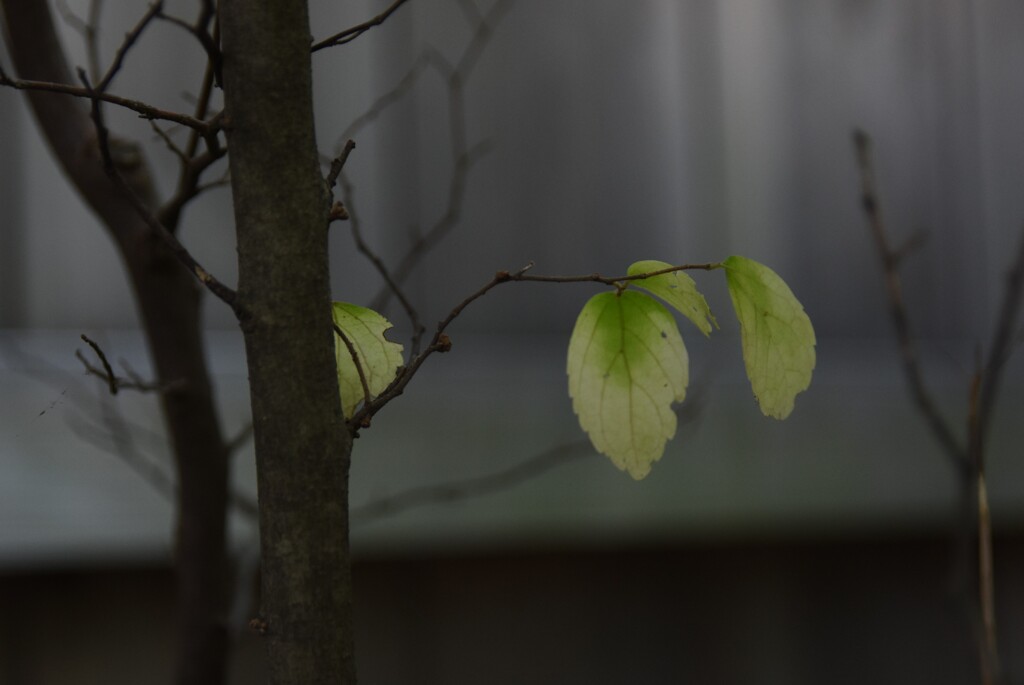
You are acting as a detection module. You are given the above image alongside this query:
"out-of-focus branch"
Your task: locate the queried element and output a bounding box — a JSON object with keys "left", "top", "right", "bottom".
{"left": 339, "top": 171, "right": 426, "bottom": 354}
{"left": 55, "top": 0, "right": 103, "bottom": 81}
{"left": 351, "top": 382, "right": 707, "bottom": 524}
{"left": 352, "top": 440, "right": 593, "bottom": 524}
{"left": 369, "top": 0, "right": 515, "bottom": 314}
{"left": 852, "top": 129, "right": 967, "bottom": 472}
{"left": 975, "top": 226, "right": 1024, "bottom": 437}
{"left": 855, "top": 130, "right": 1024, "bottom": 685}
{"left": 329, "top": 0, "right": 514, "bottom": 360}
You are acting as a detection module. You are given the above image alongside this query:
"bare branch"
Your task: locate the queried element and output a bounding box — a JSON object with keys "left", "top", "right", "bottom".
{"left": 326, "top": 138, "right": 356, "bottom": 191}
{"left": 157, "top": 141, "right": 229, "bottom": 230}
{"left": 852, "top": 129, "right": 967, "bottom": 472}
{"left": 78, "top": 70, "right": 240, "bottom": 312}
{"left": 339, "top": 171, "right": 426, "bottom": 356}
{"left": 333, "top": 322, "right": 373, "bottom": 418}
{"left": 352, "top": 440, "right": 593, "bottom": 524}
{"left": 155, "top": 6, "right": 222, "bottom": 87}
{"left": 351, "top": 380, "right": 708, "bottom": 525}
{"left": 96, "top": 1, "right": 162, "bottom": 92}
{"left": 0, "top": 67, "right": 217, "bottom": 134}
{"left": 977, "top": 224, "right": 1024, "bottom": 431}
{"left": 350, "top": 261, "right": 722, "bottom": 427}
{"left": 78, "top": 334, "right": 118, "bottom": 394}
{"left": 456, "top": 0, "right": 514, "bottom": 79}
{"left": 453, "top": 0, "right": 483, "bottom": 25}
{"left": 311, "top": 0, "right": 413, "bottom": 52}
{"left": 149, "top": 121, "right": 189, "bottom": 162}
{"left": 364, "top": 2, "right": 514, "bottom": 313}
{"left": 76, "top": 334, "right": 183, "bottom": 394}
{"left": 55, "top": 0, "right": 104, "bottom": 81}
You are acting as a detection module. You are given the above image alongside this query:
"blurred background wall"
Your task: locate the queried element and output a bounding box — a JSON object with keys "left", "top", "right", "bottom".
{"left": 2, "top": 1, "right": 1024, "bottom": 683}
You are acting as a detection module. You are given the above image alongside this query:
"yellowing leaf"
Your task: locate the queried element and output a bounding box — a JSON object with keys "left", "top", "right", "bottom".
{"left": 567, "top": 291, "right": 688, "bottom": 479}
{"left": 332, "top": 302, "right": 404, "bottom": 418}
{"left": 723, "top": 256, "right": 815, "bottom": 419}
{"left": 627, "top": 259, "right": 717, "bottom": 336}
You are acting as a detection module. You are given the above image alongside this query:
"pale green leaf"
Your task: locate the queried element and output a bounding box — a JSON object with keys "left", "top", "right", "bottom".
{"left": 332, "top": 302, "right": 404, "bottom": 418}
{"left": 567, "top": 291, "right": 688, "bottom": 480}
{"left": 627, "top": 259, "right": 717, "bottom": 336}
{"left": 723, "top": 256, "right": 816, "bottom": 419}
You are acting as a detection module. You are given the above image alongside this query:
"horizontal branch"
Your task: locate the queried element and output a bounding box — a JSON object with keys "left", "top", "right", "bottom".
{"left": 348, "top": 260, "right": 722, "bottom": 428}
{"left": 0, "top": 67, "right": 218, "bottom": 135}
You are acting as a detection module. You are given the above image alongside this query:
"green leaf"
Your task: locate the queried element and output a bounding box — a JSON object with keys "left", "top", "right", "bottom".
{"left": 332, "top": 302, "right": 404, "bottom": 419}
{"left": 567, "top": 291, "right": 688, "bottom": 480}
{"left": 723, "top": 256, "right": 815, "bottom": 419}
{"left": 627, "top": 259, "right": 717, "bottom": 336}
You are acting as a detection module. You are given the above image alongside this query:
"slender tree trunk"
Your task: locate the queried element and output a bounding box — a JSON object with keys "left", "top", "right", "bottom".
{"left": 219, "top": 1, "right": 358, "bottom": 683}
{"left": 0, "top": 3, "right": 230, "bottom": 684}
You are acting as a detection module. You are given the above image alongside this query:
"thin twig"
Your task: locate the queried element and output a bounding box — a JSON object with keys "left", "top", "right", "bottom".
{"left": 76, "top": 335, "right": 183, "bottom": 394}
{"left": 79, "top": 334, "right": 117, "bottom": 394}
{"left": 96, "top": 1, "right": 163, "bottom": 92}
{"left": 852, "top": 129, "right": 967, "bottom": 472}
{"left": 367, "top": 2, "right": 514, "bottom": 313}
{"left": 155, "top": 8, "right": 222, "bottom": 86}
{"left": 0, "top": 68, "right": 217, "bottom": 135}
{"left": 155, "top": 8, "right": 224, "bottom": 233}
{"left": 349, "top": 261, "right": 722, "bottom": 427}
{"left": 311, "top": 0, "right": 413, "bottom": 52}
{"left": 326, "top": 139, "right": 356, "bottom": 190}
{"left": 157, "top": 143, "right": 228, "bottom": 230}
{"left": 333, "top": 323, "right": 373, "bottom": 416}
{"left": 339, "top": 172, "right": 426, "bottom": 355}
{"left": 352, "top": 381, "right": 708, "bottom": 524}
{"left": 977, "top": 225, "right": 1024, "bottom": 430}
{"left": 352, "top": 440, "right": 593, "bottom": 524}
{"left": 77, "top": 70, "right": 240, "bottom": 313}
{"left": 368, "top": 138, "right": 491, "bottom": 313}
{"left": 55, "top": 0, "right": 104, "bottom": 82}
{"left": 150, "top": 121, "right": 189, "bottom": 163}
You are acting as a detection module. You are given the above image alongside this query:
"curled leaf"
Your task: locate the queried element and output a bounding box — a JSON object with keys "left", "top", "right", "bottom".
{"left": 332, "top": 302, "right": 404, "bottom": 418}
{"left": 567, "top": 291, "right": 688, "bottom": 479}
{"left": 627, "top": 259, "right": 717, "bottom": 336}
{"left": 723, "top": 256, "right": 815, "bottom": 419}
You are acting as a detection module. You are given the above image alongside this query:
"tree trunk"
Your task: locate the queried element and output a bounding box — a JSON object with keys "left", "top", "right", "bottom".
{"left": 219, "top": 1, "right": 358, "bottom": 683}
{"left": 0, "top": 3, "right": 230, "bottom": 684}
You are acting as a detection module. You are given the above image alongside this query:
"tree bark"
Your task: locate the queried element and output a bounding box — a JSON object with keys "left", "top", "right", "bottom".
{"left": 219, "top": 1, "right": 358, "bottom": 683}
{"left": 0, "top": 3, "right": 230, "bottom": 684}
